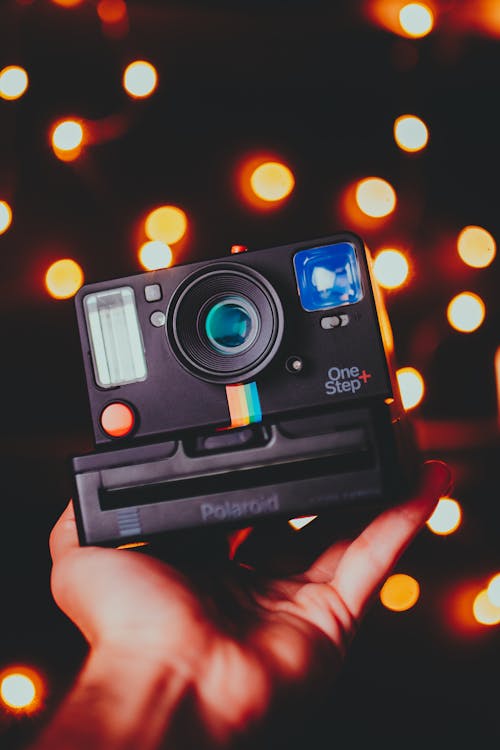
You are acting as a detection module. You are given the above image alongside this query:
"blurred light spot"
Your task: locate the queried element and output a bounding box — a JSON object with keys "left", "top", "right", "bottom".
{"left": 380, "top": 573, "right": 420, "bottom": 611}
{"left": 249, "top": 161, "right": 295, "bottom": 202}
{"left": 123, "top": 60, "right": 158, "bottom": 99}
{"left": 0, "top": 667, "right": 43, "bottom": 712}
{"left": 396, "top": 366, "right": 425, "bottom": 410}
{"left": 447, "top": 292, "right": 485, "bottom": 333}
{"left": 288, "top": 515, "right": 317, "bottom": 531}
{"left": 487, "top": 573, "right": 500, "bottom": 606}
{"left": 373, "top": 249, "right": 409, "bottom": 289}
{"left": 116, "top": 541, "right": 149, "bottom": 550}
{"left": 426, "top": 497, "right": 462, "bottom": 535}
{"left": 0, "top": 65, "right": 29, "bottom": 100}
{"left": 139, "top": 240, "right": 173, "bottom": 270}
{"left": 45, "top": 259, "right": 84, "bottom": 299}
{"left": 393, "top": 114, "right": 429, "bottom": 152}
{"left": 97, "top": 0, "right": 127, "bottom": 22}
{"left": 52, "top": 0, "right": 84, "bottom": 6}
{"left": 473, "top": 590, "right": 500, "bottom": 625}
{"left": 399, "top": 3, "right": 434, "bottom": 37}
{"left": 355, "top": 177, "right": 396, "bottom": 218}
{"left": 145, "top": 205, "right": 187, "bottom": 245}
{"left": 51, "top": 119, "right": 85, "bottom": 161}
{"left": 457, "top": 226, "right": 496, "bottom": 268}
{"left": 0, "top": 200, "right": 13, "bottom": 235}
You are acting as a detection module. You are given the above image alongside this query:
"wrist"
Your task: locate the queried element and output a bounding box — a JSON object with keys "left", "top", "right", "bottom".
{"left": 33, "top": 645, "right": 190, "bottom": 750}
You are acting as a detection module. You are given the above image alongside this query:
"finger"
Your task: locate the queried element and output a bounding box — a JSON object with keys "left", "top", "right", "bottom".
{"left": 49, "top": 499, "right": 79, "bottom": 564}
{"left": 302, "top": 539, "right": 353, "bottom": 583}
{"left": 331, "top": 460, "right": 452, "bottom": 621}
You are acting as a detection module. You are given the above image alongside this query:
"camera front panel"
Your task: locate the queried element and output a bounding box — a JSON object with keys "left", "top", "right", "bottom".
{"left": 74, "top": 232, "right": 394, "bottom": 446}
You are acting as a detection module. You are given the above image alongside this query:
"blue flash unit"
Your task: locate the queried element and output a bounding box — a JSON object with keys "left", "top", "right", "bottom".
{"left": 293, "top": 242, "right": 363, "bottom": 311}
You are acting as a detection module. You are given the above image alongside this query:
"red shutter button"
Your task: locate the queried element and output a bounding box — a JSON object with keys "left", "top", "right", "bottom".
{"left": 100, "top": 402, "right": 136, "bottom": 437}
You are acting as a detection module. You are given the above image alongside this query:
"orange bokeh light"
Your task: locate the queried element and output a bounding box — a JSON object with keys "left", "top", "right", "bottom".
{"left": 97, "top": 0, "right": 127, "bottom": 23}
{"left": 45, "top": 258, "right": 84, "bottom": 299}
{"left": 0, "top": 65, "right": 29, "bottom": 100}
{"left": 393, "top": 114, "right": 429, "bottom": 152}
{"left": 51, "top": 0, "right": 84, "bottom": 6}
{"left": 50, "top": 119, "right": 85, "bottom": 162}
{"left": 457, "top": 225, "right": 496, "bottom": 268}
{"left": 380, "top": 573, "right": 420, "bottom": 611}
{"left": 366, "top": 0, "right": 435, "bottom": 38}
{"left": 426, "top": 497, "right": 462, "bottom": 535}
{"left": 145, "top": 205, "right": 188, "bottom": 245}
{"left": 372, "top": 248, "right": 410, "bottom": 289}
{"left": 237, "top": 153, "right": 295, "bottom": 210}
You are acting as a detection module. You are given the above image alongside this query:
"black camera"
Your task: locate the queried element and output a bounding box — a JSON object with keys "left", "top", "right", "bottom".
{"left": 71, "top": 232, "right": 419, "bottom": 547}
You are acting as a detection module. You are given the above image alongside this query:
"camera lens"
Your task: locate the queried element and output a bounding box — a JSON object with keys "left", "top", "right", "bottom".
{"left": 167, "top": 264, "right": 284, "bottom": 383}
{"left": 204, "top": 296, "right": 260, "bottom": 355}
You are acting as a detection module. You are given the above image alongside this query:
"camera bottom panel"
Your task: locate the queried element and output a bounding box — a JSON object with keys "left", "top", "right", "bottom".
{"left": 71, "top": 403, "right": 418, "bottom": 547}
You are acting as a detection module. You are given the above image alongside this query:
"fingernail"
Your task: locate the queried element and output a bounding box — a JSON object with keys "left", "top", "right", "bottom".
{"left": 423, "top": 459, "right": 453, "bottom": 496}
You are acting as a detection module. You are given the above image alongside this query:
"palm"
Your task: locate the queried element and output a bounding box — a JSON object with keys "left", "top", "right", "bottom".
{"left": 49, "top": 460, "right": 450, "bottom": 747}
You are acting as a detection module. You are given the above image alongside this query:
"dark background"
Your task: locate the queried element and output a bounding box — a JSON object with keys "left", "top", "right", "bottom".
{"left": 1, "top": 0, "right": 499, "bottom": 747}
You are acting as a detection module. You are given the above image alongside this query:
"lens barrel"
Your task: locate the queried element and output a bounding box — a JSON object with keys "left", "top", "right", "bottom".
{"left": 166, "top": 264, "right": 284, "bottom": 383}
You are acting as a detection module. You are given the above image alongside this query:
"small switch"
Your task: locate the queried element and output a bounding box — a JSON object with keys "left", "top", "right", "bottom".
{"left": 145, "top": 284, "right": 162, "bottom": 302}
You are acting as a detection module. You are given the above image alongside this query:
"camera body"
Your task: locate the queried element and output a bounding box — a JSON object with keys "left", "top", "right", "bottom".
{"left": 71, "top": 232, "right": 419, "bottom": 547}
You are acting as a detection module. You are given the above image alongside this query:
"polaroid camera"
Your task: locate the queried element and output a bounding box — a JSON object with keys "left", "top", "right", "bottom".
{"left": 70, "top": 232, "right": 419, "bottom": 547}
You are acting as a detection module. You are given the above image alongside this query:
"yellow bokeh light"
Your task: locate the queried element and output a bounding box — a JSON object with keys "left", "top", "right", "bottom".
{"left": 45, "top": 259, "right": 84, "bottom": 299}
{"left": 355, "top": 177, "right": 396, "bottom": 218}
{"left": 487, "top": 573, "right": 500, "bottom": 607}
{"left": 249, "top": 161, "right": 295, "bottom": 202}
{"left": 426, "top": 497, "right": 462, "bottom": 535}
{"left": 138, "top": 240, "right": 173, "bottom": 270}
{"left": 288, "top": 515, "right": 317, "bottom": 531}
{"left": 373, "top": 249, "right": 409, "bottom": 289}
{"left": 0, "top": 200, "right": 13, "bottom": 235}
{"left": 394, "top": 114, "right": 429, "bottom": 152}
{"left": 447, "top": 292, "right": 485, "bottom": 333}
{"left": 473, "top": 590, "right": 500, "bottom": 625}
{"left": 145, "top": 205, "right": 187, "bottom": 245}
{"left": 457, "top": 226, "right": 496, "bottom": 268}
{"left": 396, "top": 366, "right": 425, "bottom": 410}
{"left": 380, "top": 573, "right": 420, "bottom": 612}
{"left": 0, "top": 65, "right": 29, "bottom": 100}
{"left": 123, "top": 60, "right": 158, "bottom": 99}
{"left": 399, "top": 3, "right": 434, "bottom": 38}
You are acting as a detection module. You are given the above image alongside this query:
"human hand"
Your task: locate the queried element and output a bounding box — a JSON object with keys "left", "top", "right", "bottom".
{"left": 41, "top": 459, "right": 451, "bottom": 750}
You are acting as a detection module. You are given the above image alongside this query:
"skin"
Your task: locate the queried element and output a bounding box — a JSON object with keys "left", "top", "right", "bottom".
{"left": 31, "top": 459, "right": 451, "bottom": 750}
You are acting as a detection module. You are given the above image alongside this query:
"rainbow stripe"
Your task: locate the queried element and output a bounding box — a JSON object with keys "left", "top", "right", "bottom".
{"left": 225, "top": 382, "right": 262, "bottom": 428}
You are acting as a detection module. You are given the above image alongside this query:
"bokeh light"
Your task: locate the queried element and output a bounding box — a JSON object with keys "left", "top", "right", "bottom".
{"left": 0, "top": 65, "right": 29, "bottom": 100}
{"left": 355, "top": 177, "right": 396, "bottom": 218}
{"left": 393, "top": 114, "right": 429, "bottom": 152}
{"left": 373, "top": 249, "right": 410, "bottom": 289}
{"left": 447, "top": 292, "right": 486, "bottom": 333}
{"left": 0, "top": 667, "right": 44, "bottom": 713}
{"left": 51, "top": 119, "right": 85, "bottom": 161}
{"left": 288, "top": 515, "right": 317, "bottom": 531}
{"left": 399, "top": 3, "right": 434, "bottom": 38}
{"left": 396, "top": 366, "right": 425, "bottom": 410}
{"left": 0, "top": 200, "right": 13, "bottom": 235}
{"left": 472, "top": 590, "right": 500, "bottom": 625}
{"left": 145, "top": 205, "right": 188, "bottom": 245}
{"left": 249, "top": 161, "right": 295, "bottom": 202}
{"left": 457, "top": 225, "right": 496, "bottom": 268}
{"left": 487, "top": 573, "right": 500, "bottom": 607}
{"left": 123, "top": 60, "right": 158, "bottom": 99}
{"left": 97, "top": 0, "right": 127, "bottom": 23}
{"left": 485, "top": 574, "right": 500, "bottom": 610}
{"left": 426, "top": 497, "right": 462, "bottom": 535}
{"left": 45, "top": 259, "right": 84, "bottom": 299}
{"left": 138, "top": 240, "right": 173, "bottom": 270}
{"left": 380, "top": 573, "right": 420, "bottom": 611}
{"left": 51, "top": 0, "right": 84, "bottom": 6}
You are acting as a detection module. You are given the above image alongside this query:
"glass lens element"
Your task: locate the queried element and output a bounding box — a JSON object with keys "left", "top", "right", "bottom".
{"left": 84, "top": 286, "right": 147, "bottom": 388}
{"left": 293, "top": 242, "right": 363, "bottom": 311}
{"left": 204, "top": 296, "right": 259, "bottom": 355}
